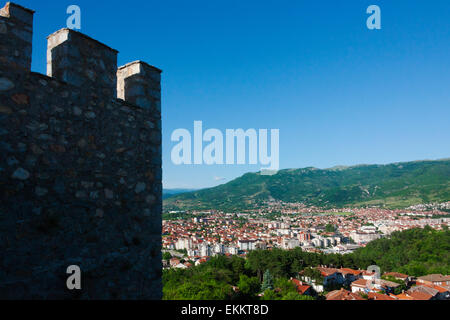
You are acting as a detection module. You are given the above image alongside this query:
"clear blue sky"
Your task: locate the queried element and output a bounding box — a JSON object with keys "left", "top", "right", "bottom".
{"left": 20, "top": 0, "right": 450, "bottom": 189}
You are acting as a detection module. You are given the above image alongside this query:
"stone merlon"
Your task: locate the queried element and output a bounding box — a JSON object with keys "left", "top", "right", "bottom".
{"left": 0, "top": 2, "right": 34, "bottom": 25}
{"left": 47, "top": 28, "right": 119, "bottom": 97}
{"left": 0, "top": 2, "right": 34, "bottom": 70}
{"left": 117, "top": 61, "right": 162, "bottom": 112}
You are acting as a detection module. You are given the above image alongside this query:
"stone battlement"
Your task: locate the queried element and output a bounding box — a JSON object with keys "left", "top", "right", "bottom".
{"left": 0, "top": 2, "right": 162, "bottom": 112}
{"left": 0, "top": 2, "right": 162, "bottom": 299}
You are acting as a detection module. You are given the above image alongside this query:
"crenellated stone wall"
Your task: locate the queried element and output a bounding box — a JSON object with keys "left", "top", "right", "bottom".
{"left": 0, "top": 2, "right": 162, "bottom": 299}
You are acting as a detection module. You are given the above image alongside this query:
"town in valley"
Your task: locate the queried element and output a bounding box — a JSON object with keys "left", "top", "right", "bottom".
{"left": 163, "top": 201, "right": 450, "bottom": 300}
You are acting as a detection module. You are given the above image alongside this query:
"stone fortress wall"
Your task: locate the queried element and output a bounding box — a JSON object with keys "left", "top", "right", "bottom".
{"left": 0, "top": 2, "right": 162, "bottom": 299}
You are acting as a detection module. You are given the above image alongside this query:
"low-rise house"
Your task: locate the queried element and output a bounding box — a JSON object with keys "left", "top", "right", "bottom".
{"left": 326, "top": 288, "right": 365, "bottom": 300}
{"left": 351, "top": 278, "right": 400, "bottom": 294}
{"left": 400, "top": 291, "right": 434, "bottom": 300}
{"left": 301, "top": 267, "right": 346, "bottom": 292}
{"left": 394, "top": 292, "right": 432, "bottom": 300}
{"left": 409, "top": 291, "right": 434, "bottom": 300}
{"left": 195, "top": 258, "right": 208, "bottom": 266}
{"left": 169, "top": 258, "right": 180, "bottom": 267}
{"left": 423, "top": 285, "right": 450, "bottom": 300}
{"left": 300, "top": 277, "right": 324, "bottom": 293}
{"left": 428, "top": 284, "right": 450, "bottom": 300}
{"left": 416, "top": 274, "right": 450, "bottom": 287}
{"left": 351, "top": 278, "right": 370, "bottom": 293}
{"left": 383, "top": 272, "right": 411, "bottom": 284}
{"left": 379, "top": 279, "right": 402, "bottom": 294}
{"left": 394, "top": 293, "right": 415, "bottom": 300}
{"left": 317, "top": 267, "right": 345, "bottom": 288}
{"left": 339, "top": 268, "right": 362, "bottom": 285}
{"left": 291, "top": 279, "right": 313, "bottom": 296}
{"left": 362, "top": 270, "right": 377, "bottom": 281}
{"left": 407, "top": 285, "right": 442, "bottom": 300}
{"left": 367, "top": 292, "right": 396, "bottom": 300}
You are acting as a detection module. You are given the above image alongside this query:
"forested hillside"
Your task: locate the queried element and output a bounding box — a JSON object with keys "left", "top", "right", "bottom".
{"left": 164, "top": 159, "right": 450, "bottom": 211}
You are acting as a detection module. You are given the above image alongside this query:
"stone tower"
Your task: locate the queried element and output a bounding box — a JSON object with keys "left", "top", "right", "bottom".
{"left": 0, "top": 2, "right": 162, "bottom": 299}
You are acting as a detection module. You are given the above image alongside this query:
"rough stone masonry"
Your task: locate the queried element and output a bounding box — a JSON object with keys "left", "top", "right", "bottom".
{"left": 0, "top": 2, "right": 162, "bottom": 299}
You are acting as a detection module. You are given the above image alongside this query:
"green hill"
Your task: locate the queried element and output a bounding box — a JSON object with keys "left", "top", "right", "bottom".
{"left": 164, "top": 159, "right": 450, "bottom": 211}
{"left": 163, "top": 188, "right": 198, "bottom": 200}
{"left": 351, "top": 226, "right": 450, "bottom": 276}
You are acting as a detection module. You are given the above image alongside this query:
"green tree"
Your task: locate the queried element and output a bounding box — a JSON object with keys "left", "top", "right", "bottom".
{"left": 274, "top": 278, "right": 298, "bottom": 295}
{"left": 260, "top": 289, "right": 279, "bottom": 300}
{"left": 281, "top": 292, "right": 314, "bottom": 300}
{"left": 350, "top": 227, "right": 450, "bottom": 276}
{"left": 237, "top": 275, "right": 260, "bottom": 298}
{"left": 171, "top": 280, "right": 233, "bottom": 300}
{"left": 261, "top": 270, "right": 274, "bottom": 292}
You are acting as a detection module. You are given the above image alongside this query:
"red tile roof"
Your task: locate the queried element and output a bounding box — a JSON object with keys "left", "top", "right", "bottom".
{"left": 291, "top": 279, "right": 311, "bottom": 295}
{"left": 317, "top": 267, "right": 339, "bottom": 277}
{"left": 367, "top": 292, "right": 396, "bottom": 300}
{"left": 395, "top": 293, "right": 414, "bottom": 300}
{"left": 326, "top": 289, "right": 365, "bottom": 300}
{"left": 428, "top": 284, "right": 449, "bottom": 293}
{"left": 383, "top": 272, "right": 409, "bottom": 280}
{"left": 340, "top": 268, "right": 362, "bottom": 276}
{"left": 417, "top": 274, "right": 450, "bottom": 283}
{"left": 407, "top": 291, "right": 433, "bottom": 300}
{"left": 351, "top": 278, "right": 368, "bottom": 288}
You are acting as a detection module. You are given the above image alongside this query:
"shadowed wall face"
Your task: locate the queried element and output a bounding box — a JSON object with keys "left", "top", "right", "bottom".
{"left": 0, "top": 2, "right": 162, "bottom": 299}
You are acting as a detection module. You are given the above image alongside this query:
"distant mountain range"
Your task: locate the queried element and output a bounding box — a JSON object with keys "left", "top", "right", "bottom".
{"left": 163, "top": 188, "right": 198, "bottom": 200}
{"left": 164, "top": 159, "right": 450, "bottom": 211}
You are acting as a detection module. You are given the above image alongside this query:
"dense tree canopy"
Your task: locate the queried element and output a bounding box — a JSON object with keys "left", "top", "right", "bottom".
{"left": 351, "top": 226, "right": 450, "bottom": 276}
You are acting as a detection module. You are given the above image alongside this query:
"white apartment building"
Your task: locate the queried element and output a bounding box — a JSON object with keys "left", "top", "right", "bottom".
{"left": 213, "top": 243, "right": 225, "bottom": 255}
{"left": 227, "top": 246, "right": 239, "bottom": 255}
{"left": 350, "top": 231, "right": 381, "bottom": 244}
{"left": 238, "top": 240, "right": 256, "bottom": 251}
{"left": 282, "top": 238, "right": 300, "bottom": 249}
{"left": 175, "top": 238, "right": 192, "bottom": 250}
{"left": 199, "top": 243, "right": 211, "bottom": 257}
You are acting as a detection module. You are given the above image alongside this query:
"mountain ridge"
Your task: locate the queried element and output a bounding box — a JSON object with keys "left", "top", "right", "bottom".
{"left": 164, "top": 159, "right": 450, "bottom": 211}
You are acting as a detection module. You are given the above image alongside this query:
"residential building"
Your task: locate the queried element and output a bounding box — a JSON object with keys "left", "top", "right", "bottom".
{"left": 416, "top": 274, "right": 450, "bottom": 287}
{"left": 326, "top": 289, "right": 365, "bottom": 300}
